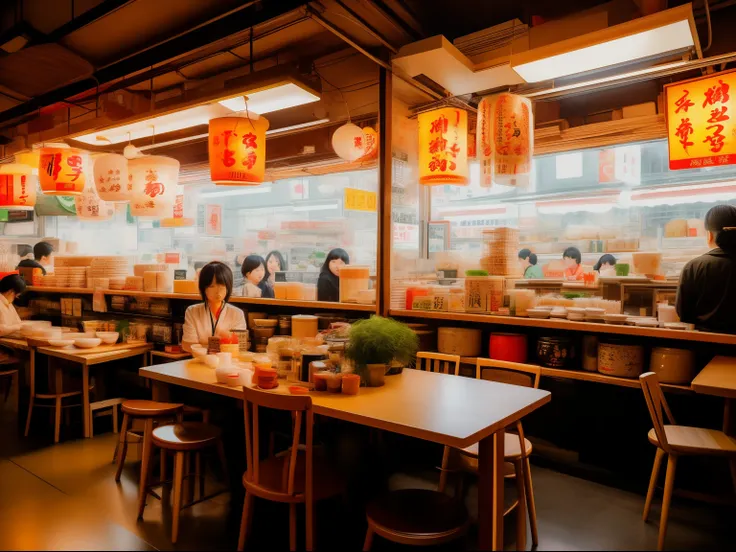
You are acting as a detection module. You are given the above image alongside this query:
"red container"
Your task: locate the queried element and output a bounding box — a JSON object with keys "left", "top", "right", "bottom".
{"left": 489, "top": 333, "right": 528, "bottom": 363}
{"left": 405, "top": 286, "right": 429, "bottom": 310}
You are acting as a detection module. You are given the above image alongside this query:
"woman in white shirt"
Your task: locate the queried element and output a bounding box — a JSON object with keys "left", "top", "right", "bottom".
{"left": 0, "top": 274, "right": 25, "bottom": 337}
{"left": 181, "top": 262, "right": 246, "bottom": 352}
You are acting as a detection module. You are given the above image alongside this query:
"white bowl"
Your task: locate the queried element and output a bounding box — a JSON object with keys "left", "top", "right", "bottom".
{"left": 66, "top": 332, "right": 96, "bottom": 339}
{"left": 585, "top": 307, "right": 606, "bottom": 315}
{"left": 664, "top": 322, "right": 689, "bottom": 331}
{"left": 604, "top": 314, "right": 629, "bottom": 325}
{"left": 567, "top": 307, "right": 586, "bottom": 314}
{"left": 48, "top": 339, "right": 75, "bottom": 348}
{"left": 527, "top": 308, "right": 551, "bottom": 319}
{"left": 568, "top": 313, "right": 586, "bottom": 321}
{"left": 74, "top": 338, "right": 102, "bottom": 349}
{"left": 96, "top": 331, "right": 119, "bottom": 344}
{"left": 635, "top": 319, "right": 660, "bottom": 328}
{"left": 204, "top": 355, "right": 220, "bottom": 369}
{"left": 190, "top": 346, "right": 207, "bottom": 361}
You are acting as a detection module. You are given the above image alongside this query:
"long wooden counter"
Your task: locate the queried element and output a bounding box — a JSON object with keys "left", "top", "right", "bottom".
{"left": 26, "top": 286, "right": 377, "bottom": 313}
{"left": 389, "top": 309, "right": 736, "bottom": 346}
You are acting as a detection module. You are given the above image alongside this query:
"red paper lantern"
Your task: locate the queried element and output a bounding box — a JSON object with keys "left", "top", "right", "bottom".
{"left": 38, "top": 147, "right": 86, "bottom": 195}
{"left": 209, "top": 115, "right": 269, "bottom": 185}
{"left": 0, "top": 164, "right": 36, "bottom": 210}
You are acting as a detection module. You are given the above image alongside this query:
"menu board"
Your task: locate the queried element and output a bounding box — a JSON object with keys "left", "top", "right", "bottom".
{"left": 428, "top": 221, "right": 450, "bottom": 253}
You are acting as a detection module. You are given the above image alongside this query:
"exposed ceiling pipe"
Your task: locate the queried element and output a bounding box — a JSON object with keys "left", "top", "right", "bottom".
{"left": 45, "top": 0, "right": 136, "bottom": 43}
{"left": 332, "top": 0, "right": 398, "bottom": 54}
{"left": 360, "top": 0, "right": 423, "bottom": 41}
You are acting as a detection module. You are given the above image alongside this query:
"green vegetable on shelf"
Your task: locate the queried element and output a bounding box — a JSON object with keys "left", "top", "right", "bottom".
{"left": 465, "top": 269, "right": 489, "bottom": 277}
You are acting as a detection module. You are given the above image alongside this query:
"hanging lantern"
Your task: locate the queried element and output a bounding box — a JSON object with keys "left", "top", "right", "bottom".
{"left": 0, "top": 164, "right": 37, "bottom": 210}
{"left": 14, "top": 151, "right": 40, "bottom": 175}
{"left": 418, "top": 107, "right": 469, "bottom": 186}
{"left": 209, "top": 114, "right": 269, "bottom": 185}
{"left": 332, "top": 122, "right": 365, "bottom": 162}
{"left": 129, "top": 155, "right": 179, "bottom": 217}
{"left": 38, "top": 147, "right": 86, "bottom": 195}
{"left": 482, "top": 93, "right": 533, "bottom": 187}
{"left": 75, "top": 181, "right": 114, "bottom": 221}
{"left": 358, "top": 126, "right": 379, "bottom": 162}
{"left": 93, "top": 153, "right": 131, "bottom": 202}
{"left": 160, "top": 188, "right": 194, "bottom": 227}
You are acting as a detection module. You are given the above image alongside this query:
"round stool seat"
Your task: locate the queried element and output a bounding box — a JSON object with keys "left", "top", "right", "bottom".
{"left": 152, "top": 422, "right": 222, "bottom": 451}
{"left": 122, "top": 400, "right": 183, "bottom": 417}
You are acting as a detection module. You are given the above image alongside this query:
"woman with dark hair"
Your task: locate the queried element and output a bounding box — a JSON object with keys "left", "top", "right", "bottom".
{"left": 181, "top": 261, "right": 245, "bottom": 352}
{"left": 518, "top": 248, "right": 543, "bottom": 279}
{"left": 0, "top": 273, "right": 26, "bottom": 336}
{"left": 264, "top": 250, "right": 287, "bottom": 286}
{"left": 241, "top": 255, "right": 274, "bottom": 298}
{"left": 562, "top": 246, "right": 584, "bottom": 281}
{"left": 317, "top": 248, "right": 350, "bottom": 302}
{"left": 676, "top": 204, "right": 736, "bottom": 333}
{"left": 593, "top": 254, "right": 617, "bottom": 274}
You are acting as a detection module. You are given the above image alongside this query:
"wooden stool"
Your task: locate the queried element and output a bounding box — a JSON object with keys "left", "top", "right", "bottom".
{"left": 114, "top": 400, "right": 184, "bottom": 521}
{"left": 0, "top": 357, "right": 20, "bottom": 412}
{"left": 640, "top": 372, "right": 736, "bottom": 551}
{"left": 146, "top": 422, "right": 228, "bottom": 544}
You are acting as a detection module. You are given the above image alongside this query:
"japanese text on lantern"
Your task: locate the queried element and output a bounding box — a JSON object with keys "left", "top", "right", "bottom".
{"left": 665, "top": 70, "right": 736, "bottom": 170}
{"left": 418, "top": 107, "right": 469, "bottom": 185}
{"left": 98, "top": 168, "right": 122, "bottom": 194}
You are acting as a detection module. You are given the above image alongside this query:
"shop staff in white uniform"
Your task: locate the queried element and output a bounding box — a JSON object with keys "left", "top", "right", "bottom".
{"left": 0, "top": 274, "right": 26, "bottom": 337}
{"left": 181, "top": 261, "right": 246, "bottom": 352}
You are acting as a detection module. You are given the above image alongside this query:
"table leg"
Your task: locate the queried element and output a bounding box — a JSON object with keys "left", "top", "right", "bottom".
{"left": 151, "top": 380, "right": 170, "bottom": 402}
{"left": 82, "top": 363, "right": 90, "bottom": 439}
{"left": 478, "top": 429, "right": 505, "bottom": 551}
{"left": 24, "top": 348, "right": 35, "bottom": 437}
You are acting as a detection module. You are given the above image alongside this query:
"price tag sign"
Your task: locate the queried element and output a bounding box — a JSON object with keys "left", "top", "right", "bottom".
{"left": 344, "top": 188, "right": 377, "bottom": 212}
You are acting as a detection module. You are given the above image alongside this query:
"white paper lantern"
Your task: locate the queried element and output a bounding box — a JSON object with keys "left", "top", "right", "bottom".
{"left": 75, "top": 182, "right": 114, "bottom": 221}
{"left": 0, "top": 163, "right": 37, "bottom": 210}
{"left": 93, "top": 153, "right": 131, "bottom": 202}
{"left": 331, "top": 123, "right": 365, "bottom": 162}
{"left": 129, "top": 155, "right": 179, "bottom": 218}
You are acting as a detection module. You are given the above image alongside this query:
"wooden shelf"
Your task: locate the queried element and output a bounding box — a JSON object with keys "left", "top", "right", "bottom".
{"left": 389, "top": 309, "right": 736, "bottom": 346}
{"left": 27, "top": 286, "right": 376, "bottom": 312}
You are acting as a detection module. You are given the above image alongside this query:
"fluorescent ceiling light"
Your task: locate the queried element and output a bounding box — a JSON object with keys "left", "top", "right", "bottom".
{"left": 218, "top": 83, "right": 319, "bottom": 115}
{"left": 511, "top": 5, "right": 696, "bottom": 83}
{"left": 199, "top": 187, "right": 272, "bottom": 198}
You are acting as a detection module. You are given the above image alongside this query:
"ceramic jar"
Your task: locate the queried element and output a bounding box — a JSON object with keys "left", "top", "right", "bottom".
{"left": 598, "top": 339, "right": 644, "bottom": 378}
{"left": 537, "top": 337, "right": 575, "bottom": 368}
{"left": 650, "top": 347, "right": 695, "bottom": 384}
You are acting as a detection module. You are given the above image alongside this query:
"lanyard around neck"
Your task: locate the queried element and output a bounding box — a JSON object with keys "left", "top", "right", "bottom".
{"left": 207, "top": 303, "right": 224, "bottom": 336}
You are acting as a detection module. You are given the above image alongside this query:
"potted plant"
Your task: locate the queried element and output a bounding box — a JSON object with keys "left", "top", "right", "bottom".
{"left": 345, "top": 316, "right": 419, "bottom": 387}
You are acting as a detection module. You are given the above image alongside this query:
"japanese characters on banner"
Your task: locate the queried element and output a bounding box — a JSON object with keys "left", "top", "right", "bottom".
{"left": 129, "top": 155, "right": 179, "bottom": 217}
{"left": 93, "top": 153, "right": 131, "bottom": 202}
{"left": 344, "top": 187, "right": 377, "bottom": 212}
{"left": 0, "top": 164, "right": 36, "bottom": 210}
{"left": 160, "top": 189, "right": 194, "bottom": 227}
{"left": 665, "top": 70, "right": 736, "bottom": 169}
{"left": 75, "top": 182, "right": 115, "bottom": 221}
{"left": 476, "top": 93, "right": 533, "bottom": 187}
{"left": 209, "top": 114, "right": 269, "bottom": 185}
{"left": 38, "top": 147, "right": 86, "bottom": 195}
{"left": 418, "top": 107, "right": 469, "bottom": 186}
{"left": 206, "top": 204, "right": 222, "bottom": 236}
{"left": 358, "top": 127, "right": 379, "bottom": 162}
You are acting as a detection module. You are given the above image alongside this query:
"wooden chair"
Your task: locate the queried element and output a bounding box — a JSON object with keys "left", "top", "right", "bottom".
{"left": 146, "top": 421, "right": 229, "bottom": 543}
{"left": 238, "top": 386, "right": 343, "bottom": 552}
{"left": 89, "top": 397, "right": 124, "bottom": 438}
{"left": 640, "top": 372, "right": 736, "bottom": 551}
{"left": 415, "top": 352, "right": 461, "bottom": 376}
{"left": 0, "top": 357, "right": 20, "bottom": 412}
{"left": 438, "top": 358, "right": 541, "bottom": 550}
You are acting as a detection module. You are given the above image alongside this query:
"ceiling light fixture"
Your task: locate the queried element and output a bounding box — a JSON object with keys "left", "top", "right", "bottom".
{"left": 511, "top": 4, "right": 698, "bottom": 83}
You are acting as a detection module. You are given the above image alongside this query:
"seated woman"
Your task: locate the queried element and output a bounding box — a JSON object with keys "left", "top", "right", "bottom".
{"left": 0, "top": 274, "right": 25, "bottom": 337}
{"left": 265, "top": 250, "right": 287, "bottom": 285}
{"left": 241, "top": 255, "right": 274, "bottom": 298}
{"left": 181, "top": 261, "right": 245, "bottom": 352}
{"left": 676, "top": 204, "right": 736, "bottom": 333}
{"left": 593, "top": 254, "right": 617, "bottom": 276}
{"left": 518, "top": 248, "right": 543, "bottom": 279}
{"left": 317, "top": 248, "right": 349, "bottom": 302}
{"left": 562, "top": 246, "right": 584, "bottom": 281}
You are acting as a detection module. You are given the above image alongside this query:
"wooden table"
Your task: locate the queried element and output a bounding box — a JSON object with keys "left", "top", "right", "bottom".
{"left": 692, "top": 356, "right": 736, "bottom": 434}
{"left": 37, "top": 343, "right": 152, "bottom": 439}
{"left": 0, "top": 337, "right": 31, "bottom": 352}
{"left": 140, "top": 360, "right": 551, "bottom": 550}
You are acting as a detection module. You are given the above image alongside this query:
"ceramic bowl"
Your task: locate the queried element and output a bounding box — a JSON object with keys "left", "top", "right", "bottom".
{"left": 567, "top": 313, "right": 585, "bottom": 321}
{"left": 567, "top": 307, "right": 586, "bottom": 314}
{"left": 635, "top": 318, "right": 659, "bottom": 328}
{"left": 65, "top": 332, "right": 96, "bottom": 339}
{"left": 74, "top": 338, "right": 102, "bottom": 349}
{"left": 664, "top": 322, "right": 689, "bottom": 330}
{"left": 585, "top": 307, "right": 606, "bottom": 316}
{"left": 190, "top": 345, "right": 207, "bottom": 360}
{"left": 48, "top": 339, "right": 75, "bottom": 348}
{"left": 204, "top": 354, "right": 220, "bottom": 369}
{"left": 96, "top": 331, "right": 119, "bottom": 344}
{"left": 604, "top": 314, "right": 629, "bottom": 325}
{"left": 254, "top": 319, "right": 279, "bottom": 328}
{"left": 527, "top": 308, "right": 551, "bottom": 319}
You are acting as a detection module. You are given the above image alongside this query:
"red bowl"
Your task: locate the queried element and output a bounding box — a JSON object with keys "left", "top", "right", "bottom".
{"left": 489, "top": 333, "right": 528, "bottom": 363}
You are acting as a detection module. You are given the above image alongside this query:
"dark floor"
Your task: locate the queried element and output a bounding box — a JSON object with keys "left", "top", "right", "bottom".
{"left": 0, "top": 394, "right": 733, "bottom": 551}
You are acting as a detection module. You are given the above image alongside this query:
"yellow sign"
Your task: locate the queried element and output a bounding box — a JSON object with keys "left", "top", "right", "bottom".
{"left": 344, "top": 188, "right": 377, "bottom": 212}
{"left": 665, "top": 70, "right": 736, "bottom": 170}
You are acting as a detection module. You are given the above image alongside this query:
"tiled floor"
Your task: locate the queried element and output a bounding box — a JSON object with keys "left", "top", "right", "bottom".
{"left": 0, "top": 400, "right": 733, "bottom": 551}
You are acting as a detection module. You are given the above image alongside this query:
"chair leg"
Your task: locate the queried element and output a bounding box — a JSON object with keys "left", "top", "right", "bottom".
{"left": 195, "top": 452, "right": 205, "bottom": 500}
{"left": 363, "top": 527, "right": 374, "bottom": 551}
{"left": 171, "top": 451, "right": 185, "bottom": 544}
{"left": 289, "top": 503, "right": 297, "bottom": 552}
{"left": 114, "top": 413, "right": 129, "bottom": 476}
{"left": 439, "top": 446, "right": 451, "bottom": 493}
{"left": 185, "top": 453, "right": 194, "bottom": 504}
{"left": 53, "top": 396, "right": 62, "bottom": 444}
{"left": 523, "top": 457, "right": 539, "bottom": 547}
{"left": 237, "top": 492, "right": 254, "bottom": 552}
{"left": 23, "top": 395, "right": 34, "bottom": 437}
{"left": 136, "top": 418, "right": 154, "bottom": 519}
{"left": 112, "top": 404, "right": 119, "bottom": 434}
{"left": 216, "top": 439, "right": 229, "bottom": 485}
{"left": 160, "top": 448, "right": 169, "bottom": 502}
{"left": 514, "top": 459, "right": 527, "bottom": 552}
{"left": 658, "top": 454, "right": 678, "bottom": 551}
{"left": 643, "top": 448, "right": 665, "bottom": 522}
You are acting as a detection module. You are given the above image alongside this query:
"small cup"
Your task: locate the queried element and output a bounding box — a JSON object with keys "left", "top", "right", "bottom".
{"left": 313, "top": 371, "right": 331, "bottom": 392}
{"left": 341, "top": 373, "right": 360, "bottom": 395}
{"left": 325, "top": 373, "right": 343, "bottom": 393}
{"left": 217, "top": 352, "right": 232, "bottom": 368}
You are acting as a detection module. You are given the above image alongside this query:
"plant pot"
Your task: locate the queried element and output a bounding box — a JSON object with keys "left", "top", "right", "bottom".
{"left": 366, "top": 363, "right": 387, "bottom": 387}
{"left": 387, "top": 359, "right": 404, "bottom": 376}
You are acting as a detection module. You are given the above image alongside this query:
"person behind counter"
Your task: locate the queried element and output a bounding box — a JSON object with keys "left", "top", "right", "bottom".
{"left": 676, "top": 204, "right": 736, "bottom": 333}
{"left": 265, "top": 250, "right": 287, "bottom": 285}
{"left": 182, "top": 261, "right": 246, "bottom": 352}
{"left": 17, "top": 241, "right": 54, "bottom": 276}
{"left": 241, "top": 255, "right": 274, "bottom": 298}
{"left": 518, "top": 248, "right": 543, "bottom": 279}
{"left": 562, "top": 246, "right": 584, "bottom": 281}
{"left": 317, "top": 248, "right": 349, "bottom": 302}
{"left": 594, "top": 254, "right": 617, "bottom": 276}
{"left": 0, "top": 274, "right": 26, "bottom": 337}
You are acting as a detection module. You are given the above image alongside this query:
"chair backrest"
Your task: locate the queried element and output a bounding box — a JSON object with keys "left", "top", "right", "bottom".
{"left": 475, "top": 358, "right": 541, "bottom": 389}
{"left": 639, "top": 372, "right": 676, "bottom": 454}
{"left": 416, "top": 351, "right": 461, "bottom": 376}
{"left": 242, "top": 385, "right": 314, "bottom": 498}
